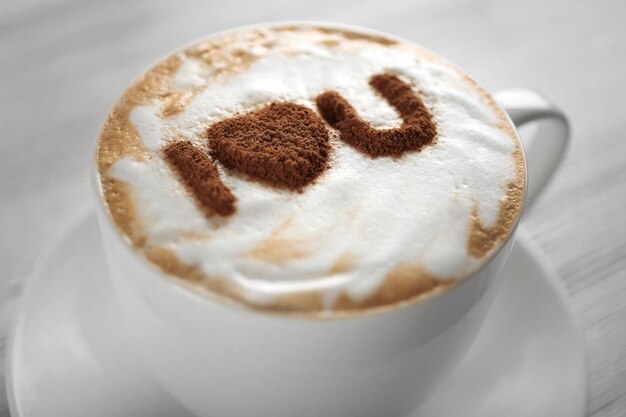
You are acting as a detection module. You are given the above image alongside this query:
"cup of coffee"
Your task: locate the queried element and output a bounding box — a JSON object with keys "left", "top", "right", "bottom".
{"left": 93, "top": 22, "right": 568, "bottom": 417}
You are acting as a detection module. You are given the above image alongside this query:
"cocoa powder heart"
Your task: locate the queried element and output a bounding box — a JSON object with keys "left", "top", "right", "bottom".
{"left": 207, "top": 102, "right": 330, "bottom": 190}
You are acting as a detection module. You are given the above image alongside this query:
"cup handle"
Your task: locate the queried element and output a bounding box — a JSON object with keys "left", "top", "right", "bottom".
{"left": 494, "top": 88, "right": 570, "bottom": 208}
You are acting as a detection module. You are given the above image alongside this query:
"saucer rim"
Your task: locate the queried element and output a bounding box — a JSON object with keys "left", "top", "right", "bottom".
{"left": 6, "top": 211, "right": 97, "bottom": 417}
{"left": 507, "top": 228, "right": 588, "bottom": 416}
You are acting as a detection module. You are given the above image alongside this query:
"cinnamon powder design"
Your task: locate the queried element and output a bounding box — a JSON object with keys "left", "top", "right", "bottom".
{"left": 316, "top": 72, "right": 437, "bottom": 157}
{"left": 207, "top": 102, "right": 330, "bottom": 190}
{"left": 165, "top": 74, "right": 436, "bottom": 219}
{"left": 163, "top": 141, "right": 236, "bottom": 217}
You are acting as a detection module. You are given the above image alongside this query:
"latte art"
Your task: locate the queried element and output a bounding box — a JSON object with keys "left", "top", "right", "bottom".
{"left": 163, "top": 72, "right": 437, "bottom": 219}
{"left": 96, "top": 24, "right": 525, "bottom": 313}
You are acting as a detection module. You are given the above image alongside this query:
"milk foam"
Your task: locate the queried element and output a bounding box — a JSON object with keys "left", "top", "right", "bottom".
{"left": 102, "top": 26, "right": 522, "bottom": 310}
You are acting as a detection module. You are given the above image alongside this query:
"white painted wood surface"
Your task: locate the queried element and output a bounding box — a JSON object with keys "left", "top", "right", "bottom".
{"left": 1, "top": 0, "right": 625, "bottom": 415}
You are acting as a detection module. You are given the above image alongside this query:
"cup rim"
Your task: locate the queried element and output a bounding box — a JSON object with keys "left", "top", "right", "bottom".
{"left": 91, "top": 20, "right": 528, "bottom": 321}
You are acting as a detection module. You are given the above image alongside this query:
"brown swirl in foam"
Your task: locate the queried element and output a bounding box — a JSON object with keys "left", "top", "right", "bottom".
{"left": 160, "top": 89, "right": 198, "bottom": 118}
{"left": 145, "top": 246, "right": 205, "bottom": 283}
{"left": 145, "top": 245, "right": 452, "bottom": 314}
{"left": 463, "top": 78, "right": 526, "bottom": 258}
{"left": 334, "top": 264, "right": 453, "bottom": 311}
{"left": 468, "top": 152, "right": 525, "bottom": 258}
{"left": 186, "top": 42, "right": 260, "bottom": 77}
{"left": 245, "top": 218, "right": 312, "bottom": 263}
{"left": 97, "top": 55, "right": 182, "bottom": 244}
{"left": 329, "top": 253, "right": 356, "bottom": 274}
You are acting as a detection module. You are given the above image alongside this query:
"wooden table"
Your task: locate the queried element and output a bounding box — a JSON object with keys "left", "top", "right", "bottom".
{"left": 1, "top": 0, "right": 625, "bottom": 415}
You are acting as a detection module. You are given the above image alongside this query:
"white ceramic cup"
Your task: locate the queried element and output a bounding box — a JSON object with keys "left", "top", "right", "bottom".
{"left": 93, "top": 23, "right": 570, "bottom": 417}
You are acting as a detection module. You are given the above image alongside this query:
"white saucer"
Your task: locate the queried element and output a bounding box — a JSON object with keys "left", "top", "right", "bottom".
{"left": 6, "top": 210, "right": 587, "bottom": 417}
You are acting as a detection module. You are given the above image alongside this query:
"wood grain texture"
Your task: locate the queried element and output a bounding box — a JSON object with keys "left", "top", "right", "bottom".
{"left": 1, "top": 0, "right": 625, "bottom": 415}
